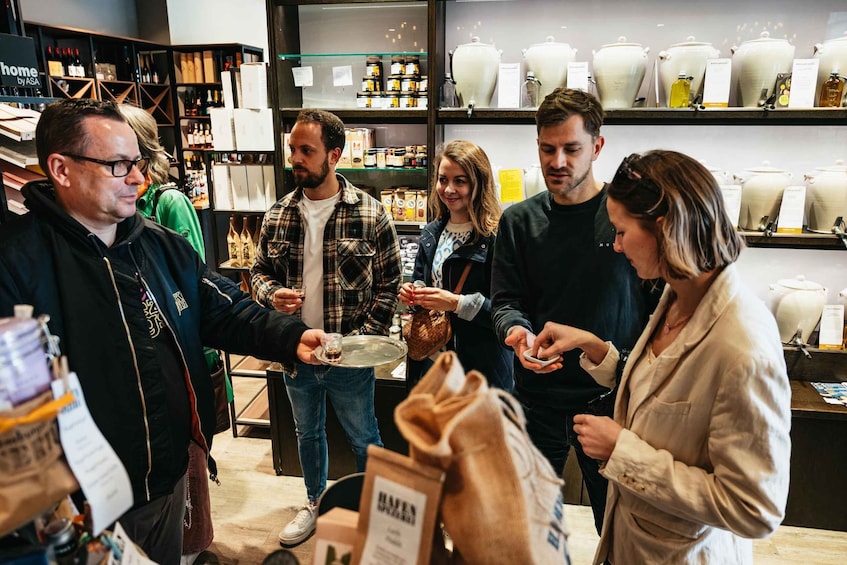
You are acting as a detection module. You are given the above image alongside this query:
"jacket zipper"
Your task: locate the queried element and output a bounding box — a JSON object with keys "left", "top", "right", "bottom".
{"left": 130, "top": 250, "right": 211, "bottom": 457}
{"left": 102, "top": 256, "right": 154, "bottom": 501}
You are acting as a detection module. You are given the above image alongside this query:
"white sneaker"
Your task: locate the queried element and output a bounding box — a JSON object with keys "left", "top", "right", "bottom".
{"left": 278, "top": 502, "right": 317, "bottom": 546}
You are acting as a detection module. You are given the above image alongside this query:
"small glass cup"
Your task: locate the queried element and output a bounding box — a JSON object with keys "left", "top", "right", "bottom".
{"left": 321, "top": 333, "right": 343, "bottom": 362}
{"left": 291, "top": 287, "right": 305, "bottom": 303}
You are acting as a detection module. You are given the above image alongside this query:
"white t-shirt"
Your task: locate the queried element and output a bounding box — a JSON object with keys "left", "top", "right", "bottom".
{"left": 298, "top": 191, "right": 340, "bottom": 329}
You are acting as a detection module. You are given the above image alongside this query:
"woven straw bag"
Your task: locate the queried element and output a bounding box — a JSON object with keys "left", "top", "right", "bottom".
{"left": 402, "top": 263, "right": 472, "bottom": 361}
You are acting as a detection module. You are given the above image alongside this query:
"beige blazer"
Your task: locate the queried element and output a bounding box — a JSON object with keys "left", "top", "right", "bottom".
{"left": 583, "top": 264, "right": 791, "bottom": 565}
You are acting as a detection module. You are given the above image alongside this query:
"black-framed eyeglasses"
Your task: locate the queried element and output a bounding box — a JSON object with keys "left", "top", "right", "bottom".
{"left": 61, "top": 153, "right": 150, "bottom": 178}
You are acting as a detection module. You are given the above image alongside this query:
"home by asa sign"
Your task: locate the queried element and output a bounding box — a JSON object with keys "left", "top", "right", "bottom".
{"left": 0, "top": 33, "right": 41, "bottom": 89}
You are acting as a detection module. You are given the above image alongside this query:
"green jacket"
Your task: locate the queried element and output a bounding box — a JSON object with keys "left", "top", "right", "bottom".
{"left": 137, "top": 183, "right": 205, "bottom": 261}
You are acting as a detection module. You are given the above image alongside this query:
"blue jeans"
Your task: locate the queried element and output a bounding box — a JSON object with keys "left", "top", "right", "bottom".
{"left": 283, "top": 363, "right": 383, "bottom": 502}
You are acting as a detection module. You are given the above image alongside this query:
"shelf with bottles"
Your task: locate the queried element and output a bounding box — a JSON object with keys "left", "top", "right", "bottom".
{"left": 220, "top": 213, "right": 263, "bottom": 272}
{"left": 177, "top": 85, "right": 225, "bottom": 119}
{"left": 136, "top": 50, "right": 169, "bottom": 86}
{"left": 172, "top": 44, "right": 263, "bottom": 86}
{"left": 181, "top": 120, "right": 215, "bottom": 151}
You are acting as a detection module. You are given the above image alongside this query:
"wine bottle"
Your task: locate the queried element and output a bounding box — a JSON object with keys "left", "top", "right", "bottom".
{"left": 206, "top": 89, "right": 214, "bottom": 115}
{"left": 240, "top": 216, "right": 255, "bottom": 266}
{"left": 151, "top": 58, "right": 160, "bottom": 84}
{"left": 187, "top": 123, "right": 195, "bottom": 147}
{"left": 142, "top": 55, "right": 151, "bottom": 83}
{"left": 819, "top": 70, "right": 845, "bottom": 108}
{"left": 74, "top": 48, "right": 84, "bottom": 78}
{"left": 227, "top": 216, "right": 242, "bottom": 267}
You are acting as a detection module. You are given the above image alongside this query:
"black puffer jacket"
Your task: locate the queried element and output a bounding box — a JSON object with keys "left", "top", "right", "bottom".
{"left": 0, "top": 181, "right": 308, "bottom": 506}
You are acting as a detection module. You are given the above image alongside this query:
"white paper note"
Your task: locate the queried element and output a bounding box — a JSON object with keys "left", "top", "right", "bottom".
{"left": 703, "top": 59, "right": 732, "bottom": 108}
{"left": 332, "top": 65, "right": 353, "bottom": 87}
{"left": 776, "top": 185, "right": 806, "bottom": 233}
{"left": 359, "top": 475, "right": 427, "bottom": 565}
{"left": 498, "top": 63, "right": 521, "bottom": 108}
{"left": 567, "top": 62, "right": 590, "bottom": 92}
{"left": 292, "top": 66, "right": 313, "bottom": 88}
{"left": 819, "top": 305, "right": 845, "bottom": 350}
{"left": 53, "top": 372, "right": 133, "bottom": 535}
{"left": 719, "top": 185, "right": 743, "bottom": 229}
{"left": 788, "top": 59, "right": 820, "bottom": 108}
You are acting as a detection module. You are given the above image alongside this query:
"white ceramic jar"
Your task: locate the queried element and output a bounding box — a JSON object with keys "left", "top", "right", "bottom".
{"left": 734, "top": 161, "right": 792, "bottom": 230}
{"left": 731, "top": 32, "right": 795, "bottom": 107}
{"left": 804, "top": 159, "right": 847, "bottom": 233}
{"left": 523, "top": 165, "right": 545, "bottom": 198}
{"left": 700, "top": 160, "right": 733, "bottom": 185}
{"left": 592, "top": 37, "right": 650, "bottom": 109}
{"left": 814, "top": 32, "right": 847, "bottom": 106}
{"left": 768, "top": 275, "right": 828, "bottom": 344}
{"left": 658, "top": 37, "right": 720, "bottom": 107}
{"left": 523, "top": 36, "right": 577, "bottom": 101}
{"left": 451, "top": 37, "right": 501, "bottom": 109}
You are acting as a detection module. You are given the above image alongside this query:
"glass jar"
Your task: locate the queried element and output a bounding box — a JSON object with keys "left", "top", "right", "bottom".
{"left": 356, "top": 91, "right": 373, "bottom": 108}
{"left": 361, "top": 76, "right": 379, "bottom": 93}
{"left": 384, "top": 92, "right": 400, "bottom": 108}
{"left": 401, "top": 74, "right": 419, "bottom": 92}
{"left": 415, "top": 92, "right": 428, "bottom": 109}
{"left": 376, "top": 148, "right": 387, "bottom": 168}
{"left": 405, "top": 56, "right": 420, "bottom": 76}
{"left": 390, "top": 55, "right": 406, "bottom": 75}
{"left": 385, "top": 74, "right": 402, "bottom": 92}
{"left": 419, "top": 75, "right": 428, "bottom": 92}
{"left": 364, "top": 148, "right": 377, "bottom": 167}
{"left": 365, "top": 55, "right": 383, "bottom": 77}
{"left": 399, "top": 90, "right": 416, "bottom": 108}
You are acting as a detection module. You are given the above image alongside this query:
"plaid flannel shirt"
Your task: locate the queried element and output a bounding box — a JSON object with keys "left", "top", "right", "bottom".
{"left": 251, "top": 174, "right": 401, "bottom": 371}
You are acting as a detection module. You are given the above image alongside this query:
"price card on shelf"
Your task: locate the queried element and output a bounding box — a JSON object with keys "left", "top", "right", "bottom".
{"left": 567, "top": 62, "right": 590, "bottom": 92}
{"left": 332, "top": 65, "right": 353, "bottom": 87}
{"left": 292, "top": 66, "right": 313, "bottom": 88}
{"left": 498, "top": 63, "right": 521, "bottom": 108}
{"left": 775, "top": 185, "right": 806, "bottom": 234}
{"left": 703, "top": 59, "right": 732, "bottom": 108}
{"left": 787, "top": 59, "right": 819, "bottom": 108}
{"left": 719, "top": 185, "right": 742, "bottom": 229}
{"left": 498, "top": 168, "right": 524, "bottom": 203}
{"left": 818, "top": 305, "right": 845, "bottom": 350}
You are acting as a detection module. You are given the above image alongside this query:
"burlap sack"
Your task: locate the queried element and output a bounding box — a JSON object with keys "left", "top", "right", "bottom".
{"left": 0, "top": 389, "right": 79, "bottom": 537}
{"left": 395, "top": 352, "right": 570, "bottom": 564}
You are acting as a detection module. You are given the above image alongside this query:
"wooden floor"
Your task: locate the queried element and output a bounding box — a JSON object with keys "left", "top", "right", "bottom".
{"left": 199, "top": 380, "right": 847, "bottom": 565}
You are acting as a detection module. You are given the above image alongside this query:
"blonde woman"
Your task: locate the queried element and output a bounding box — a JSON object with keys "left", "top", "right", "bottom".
{"left": 399, "top": 139, "right": 513, "bottom": 390}
{"left": 533, "top": 150, "right": 791, "bottom": 564}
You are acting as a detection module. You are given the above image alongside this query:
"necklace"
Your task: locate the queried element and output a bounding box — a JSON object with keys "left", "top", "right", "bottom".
{"left": 663, "top": 312, "right": 692, "bottom": 334}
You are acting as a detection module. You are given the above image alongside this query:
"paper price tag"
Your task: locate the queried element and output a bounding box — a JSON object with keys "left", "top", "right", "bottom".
{"left": 292, "top": 66, "right": 313, "bottom": 88}
{"left": 703, "top": 59, "right": 731, "bottom": 108}
{"left": 719, "top": 185, "right": 742, "bottom": 229}
{"left": 53, "top": 372, "right": 133, "bottom": 535}
{"left": 787, "top": 59, "right": 819, "bottom": 109}
{"left": 498, "top": 63, "right": 521, "bottom": 108}
{"left": 332, "top": 65, "right": 353, "bottom": 87}
{"left": 567, "top": 62, "right": 590, "bottom": 92}
{"left": 819, "top": 305, "right": 845, "bottom": 350}
{"left": 498, "top": 168, "right": 524, "bottom": 203}
{"left": 775, "top": 185, "right": 806, "bottom": 234}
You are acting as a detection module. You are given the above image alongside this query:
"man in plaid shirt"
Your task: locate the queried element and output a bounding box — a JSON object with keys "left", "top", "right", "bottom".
{"left": 250, "top": 109, "right": 401, "bottom": 547}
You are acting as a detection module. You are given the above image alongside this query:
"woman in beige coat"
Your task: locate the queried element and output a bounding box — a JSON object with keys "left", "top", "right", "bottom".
{"left": 531, "top": 150, "right": 791, "bottom": 564}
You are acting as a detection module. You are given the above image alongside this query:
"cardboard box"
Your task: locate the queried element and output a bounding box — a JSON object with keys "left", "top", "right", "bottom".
{"left": 229, "top": 165, "right": 250, "bottom": 210}
{"left": 263, "top": 165, "right": 277, "bottom": 208}
{"left": 212, "top": 164, "right": 233, "bottom": 210}
{"left": 233, "top": 108, "right": 274, "bottom": 151}
{"left": 185, "top": 52, "right": 196, "bottom": 83}
{"left": 221, "top": 71, "right": 235, "bottom": 109}
{"left": 193, "top": 52, "right": 204, "bottom": 83}
{"left": 203, "top": 50, "right": 216, "bottom": 84}
{"left": 240, "top": 62, "right": 269, "bottom": 109}
{"left": 349, "top": 129, "right": 365, "bottom": 168}
{"left": 94, "top": 63, "right": 116, "bottom": 80}
{"left": 245, "top": 165, "right": 266, "bottom": 211}
{"left": 209, "top": 107, "right": 236, "bottom": 151}
{"left": 313, "top": 508, "right": 359, "bottom": 565}
{"left": 339, "top": 130, "right": 353, "bottom": 168}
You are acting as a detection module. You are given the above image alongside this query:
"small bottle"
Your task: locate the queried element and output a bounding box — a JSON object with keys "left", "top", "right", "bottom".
{"left": 227, "top": 216, "right": 241, "bottom": 267}
{"left": 389, "top": 314, "right": 401, "bottom": 340}
{"left": 669, "top": 71, "right": 692, "bottom": 108}
{"left": 187, "top": 123, "right": 195, "bottom": 147}
{"left": 152, "top": 59, "right": 160, "bottom": 84}
{"left": 819, "top": 69, "right": 845, "bottom": 108}
{"left": 520, "top": 71, "right": 542, "bottom": 109}
{"left": 439, "top": 73, "right": 458, "bottom": 108}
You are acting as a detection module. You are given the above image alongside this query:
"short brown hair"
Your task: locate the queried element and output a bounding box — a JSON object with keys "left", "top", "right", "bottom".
{"left": 35, "top": 99, "right": 125, "bottom": 178}
{"left": 535, "top": 88, "right": 604, "bottom": 137}
{"left": 430, "top": 140, "right": 500, "bottom": 238}
{"left": 295, "top": 109, "right": 346, "bottom": 152}
{"left": 608, "top": 150, "right": 743, "bottom": 280}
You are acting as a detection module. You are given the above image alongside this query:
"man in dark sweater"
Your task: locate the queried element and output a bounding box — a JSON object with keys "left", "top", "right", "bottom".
{"left": 491, "top": 88, "right": 658, "bottom": 533}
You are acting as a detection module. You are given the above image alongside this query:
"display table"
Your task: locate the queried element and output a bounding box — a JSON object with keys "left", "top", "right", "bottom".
{"left": 264, "top": 362, "right": 408, "bottom": 478}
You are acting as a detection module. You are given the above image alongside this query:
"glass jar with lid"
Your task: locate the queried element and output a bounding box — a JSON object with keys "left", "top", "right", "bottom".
{"left": 365, "top": 55, "right": 383, "bottom": 77}
{"left": 390, "top": 55, "right": 406, "bottom": 75}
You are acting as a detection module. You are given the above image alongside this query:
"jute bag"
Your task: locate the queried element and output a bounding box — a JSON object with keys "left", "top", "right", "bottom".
{"left": 402, "top": 263, "right": 472, "bottom": 361}
{"left": 0, "top": 388, "right": 79, "bottom": 537}
{"left": 395, "top": 352, "right": 571, "bottom": 564}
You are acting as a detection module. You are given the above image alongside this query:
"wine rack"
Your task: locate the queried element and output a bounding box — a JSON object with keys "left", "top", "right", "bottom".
{"left": 48, "top": 76, "right": 96, "bottom": 100}
{"left": 139, "top": 83, "right": 175, "bottom": 126}
{"left": 96, "top": 79, "right": 138, "bottom": 105}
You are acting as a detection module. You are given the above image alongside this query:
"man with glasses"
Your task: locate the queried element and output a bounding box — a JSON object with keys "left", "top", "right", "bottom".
{"left": 0, "top": 99, "right": 324, "bottom": 565}
{"left": 490, "top": 88, "right": 659, "bottom": 534}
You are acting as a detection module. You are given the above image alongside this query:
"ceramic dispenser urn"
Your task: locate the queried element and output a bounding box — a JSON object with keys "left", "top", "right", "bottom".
{"left": 735, "top": 162, "right": 792, "bottom": 230}
{"left": 814, "top": 32, "right": 847, "bottom": 107}
{"left": 451, "top": 37, "right": 501, "bottom": 109}
{"left": 523, "top": 165, "right": 545, "bottom": 199}
{"left": 592, "top": 37, "right": 650, "bottom": 109}
{"left": 658, "top": 37, "right": 720, "bottom": 107}
{"left": 804, "top": 159, "right": 847, "bottom": 233}
{"left": 523, "top": 36, "right": 577, "bottom": 101}
{"left": 768, "top": 275, "right": 827, "bottom": 344}
{"left": 731, "top": 31, "right": 795, "bottom": 107}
